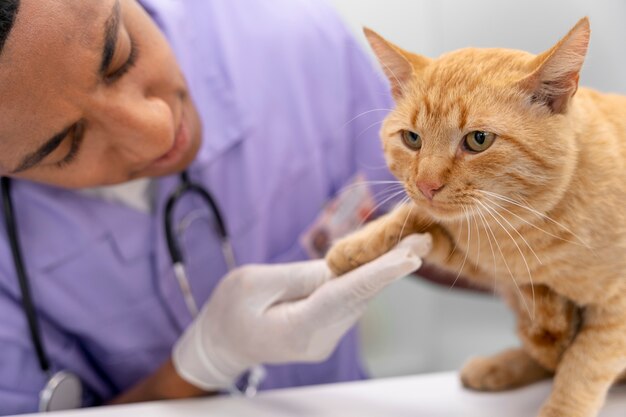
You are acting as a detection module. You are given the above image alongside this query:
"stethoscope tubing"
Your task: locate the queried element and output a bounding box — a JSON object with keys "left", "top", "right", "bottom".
{"left": 165, "top": 171, "right": 229, "bottom": 265}
{"left": 1, "top": 171, "right": 233, "bottom": 374}
{"left": 1, "top": 177, "right": 51, "bottom": 374}
{"left": 165, "top": 171, "right": 235, "bottom": 317}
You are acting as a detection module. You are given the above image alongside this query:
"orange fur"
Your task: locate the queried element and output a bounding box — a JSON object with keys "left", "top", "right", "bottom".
{"left": 328, "top": 18, "right": 626, "bottom": 417}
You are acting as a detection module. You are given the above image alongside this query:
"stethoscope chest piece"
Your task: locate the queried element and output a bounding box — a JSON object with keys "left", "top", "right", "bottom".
{"left": 39, "top": 371, "right": 82, "bottom": 412}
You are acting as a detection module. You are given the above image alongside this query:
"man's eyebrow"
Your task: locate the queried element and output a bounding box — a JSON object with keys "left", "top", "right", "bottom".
{"left": 9, "top": 2, "right": 120, "bottom": 174}
{"left": 99, "top": 0, "right": 121, "bottom": 77}
{"left": 11, "top": 125, "right": 73, "bottom": 173}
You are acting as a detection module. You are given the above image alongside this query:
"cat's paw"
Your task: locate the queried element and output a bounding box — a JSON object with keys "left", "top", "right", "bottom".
{"left": 537, "top": 405, "right": 574, "bottom": 417}
{"left": 460, "top": 349, "right": 550, "bottom": 392}
{"left": 461, "top": 356, "right": 517, "bottom": 391}
{"left": 326, "top": 236, "right": 371, "bottom": 276}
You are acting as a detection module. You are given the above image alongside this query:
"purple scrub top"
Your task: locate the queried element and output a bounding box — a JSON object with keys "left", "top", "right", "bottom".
{"left": 0, "top": 0, "right": 394, "bottom": 414}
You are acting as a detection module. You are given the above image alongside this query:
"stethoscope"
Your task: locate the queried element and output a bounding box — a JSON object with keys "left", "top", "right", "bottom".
{"left": 1, "top": 171, "right": 265, "bottom": 412}
{"left": 164, "top": 171, "right": 236, "bottom": 316}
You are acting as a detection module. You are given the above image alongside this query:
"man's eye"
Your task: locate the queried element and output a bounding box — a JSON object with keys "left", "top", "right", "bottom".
{"left": 106, "top": 37, "right": 138, "bottom": 83}
{"left": 54, "top": 123, "right": 85, "bottom": 169}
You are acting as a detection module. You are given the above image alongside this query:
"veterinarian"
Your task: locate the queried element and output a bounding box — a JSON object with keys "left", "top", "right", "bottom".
{"left": 0, "top": 0, "right": 435, "bottom": 414}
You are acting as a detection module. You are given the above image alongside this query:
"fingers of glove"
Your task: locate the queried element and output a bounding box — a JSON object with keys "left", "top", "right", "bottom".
{"left": 222, "top": 260, "right": 332, "bottom": 308}
{"left": 259, "top": 235, "right": 430, "bottom": 359}
{"left": 286, "top": 234, "right": 431, "bottom": 326}
{"left": 397, "top": 232, "right": 433, "bottom": 258}
{"left": 326, "top": 233, "right": 430, "bottom": 302}
{"left": 267, "top": 259, "right": 333, "bottom": 301}
{"left": 261, "top": 300, "right": 364, "bottom": 362}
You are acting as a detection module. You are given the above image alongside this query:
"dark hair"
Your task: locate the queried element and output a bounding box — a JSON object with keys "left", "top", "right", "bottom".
{"left": 0, "top": 0, "right": 20, "bottom": 55}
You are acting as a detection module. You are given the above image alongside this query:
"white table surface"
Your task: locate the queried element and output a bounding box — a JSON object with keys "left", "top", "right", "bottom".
{"left": 25, "top": 372, "right": 626, "bottom": 417}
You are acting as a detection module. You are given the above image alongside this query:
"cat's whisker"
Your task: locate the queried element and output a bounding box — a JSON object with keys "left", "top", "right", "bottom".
{"left": 478, "top": 190, "right": 592, "bottom": 250}
{"left": 479, "top": 193, "right": 583, "bottom": 251}
{"left": 356, "top": 120, "right": 385, "bottom": 139}
{"left": 448, "top": 205, "right": 471, "bottom": 291}
{"left": 479, "top": 199, "right": 537, "bottom": 319}
{"left": 517, "top": 195, "right": 532, "bottom": 207}
{"left": 473, "top": 205, "right": 498, "bottom": 295}
{"left": 368, "top": 184, "right": 406, "bottom": 202}
{"left": 342, "top": 108, "right": 395, "bottom": 128}
{"left": 354, "top": 196, "right": 412, "bottom": 264}
{"left": 481, "top": 197, "right": 543, "bottom": 266}
{"left": 473, "top": 199, "right": 534, "bottom": 320}
{"left": 363, "top": 182, "right": 404, "bottom": 197}
{"left": 359, "top": 180, "right": 404, "bottom": 184}
{"left": 469, "top": 205, "right": 480, "bottom": 268}
{"left": 397, "top": 200, "right": 415, "bottom": 245}
{"left": 437, "top": 208, "right": 461, "bottom": 264}
{"left": 339, "top": 180, "right": 404, "bottom": 192}
{"left": 488, "top": 190, "right": 585, "bottom": 244}
{"left": 363, "top": 196, "right": 410, "bottom": 251}
{"left": 357, "top": 188, "right": 408, "bottom": 229}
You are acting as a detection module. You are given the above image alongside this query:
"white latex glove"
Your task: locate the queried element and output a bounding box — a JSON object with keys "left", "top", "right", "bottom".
{"left": 173, "top": 233, "right": 432, "bottom": 391}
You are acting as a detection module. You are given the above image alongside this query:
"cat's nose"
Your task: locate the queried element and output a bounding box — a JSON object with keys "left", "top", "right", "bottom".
{"left": 417, "top": 180, "right": 445, "bottom": 200}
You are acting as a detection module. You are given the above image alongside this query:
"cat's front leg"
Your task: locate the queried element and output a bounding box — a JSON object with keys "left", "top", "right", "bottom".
{"left": 538, "top": 303, "right": 626, "bottom": 417}
{"left": 505, "top": 285, "right": 581, "bottom": 372}
{"left": 326, "top": 202, "right": 431, "bottom": 275}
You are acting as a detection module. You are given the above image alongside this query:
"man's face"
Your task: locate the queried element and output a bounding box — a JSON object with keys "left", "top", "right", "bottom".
{"left": 0, "top": 0, "right": 202, "bottom": 188}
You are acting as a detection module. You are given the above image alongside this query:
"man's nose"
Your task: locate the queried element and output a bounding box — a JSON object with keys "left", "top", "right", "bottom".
{"left": 417, "top": 180, "right": 445, "bottom": 200}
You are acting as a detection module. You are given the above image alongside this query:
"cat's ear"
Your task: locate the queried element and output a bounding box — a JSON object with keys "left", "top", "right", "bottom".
{"left": 518, "top": 17, "right": 590, "bottom": 114}
{"left": 363, "top": 28, "right": 430, "bottom": 99}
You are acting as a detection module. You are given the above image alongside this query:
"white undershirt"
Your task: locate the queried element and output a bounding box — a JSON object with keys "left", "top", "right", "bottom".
{"left": 79, "top": 178, "right": 155, "bottom": 213}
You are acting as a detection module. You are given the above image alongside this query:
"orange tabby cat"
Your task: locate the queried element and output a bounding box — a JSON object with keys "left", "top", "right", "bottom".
{"left": 326, "top": 18, "right": 626, "bottom": 417}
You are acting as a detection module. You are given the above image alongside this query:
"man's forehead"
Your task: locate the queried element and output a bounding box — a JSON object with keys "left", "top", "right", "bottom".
{"left": 0, "top": 0, "right": 113, "bottom": 164}
{"left": 6, "top": 0, "right": 104, "bottom": 56}
{"left": 0, "top": 0, "right": 110, "bottom": 106}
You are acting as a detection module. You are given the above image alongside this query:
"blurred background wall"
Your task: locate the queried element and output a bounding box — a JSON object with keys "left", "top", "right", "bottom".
{"left": 326, "top": 0, "right": 626, "bottom": 378}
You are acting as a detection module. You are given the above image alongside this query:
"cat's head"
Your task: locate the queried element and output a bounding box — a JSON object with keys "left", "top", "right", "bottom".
{"left": 366, "top": 18, "right": 589, "bottom": 222}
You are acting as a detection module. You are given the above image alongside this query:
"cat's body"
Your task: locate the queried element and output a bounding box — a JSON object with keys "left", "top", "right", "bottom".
{"left": 327, "top": 19, "right": 626, "bottom": 417}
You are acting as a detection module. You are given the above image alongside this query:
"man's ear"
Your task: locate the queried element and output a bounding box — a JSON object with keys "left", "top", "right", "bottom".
{"left": 517, "top": 17, "right": 590, "bottom": 114}
{"left": 363, "top": 28, "right": 430, "bottom": 100}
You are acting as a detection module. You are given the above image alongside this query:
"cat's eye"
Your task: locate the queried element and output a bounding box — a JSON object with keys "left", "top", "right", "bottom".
{"left": 464, "top": 131, "right": 496, "bottom": 152}
{"left": 401, "top": 130, "right": 422, "bottom": 150}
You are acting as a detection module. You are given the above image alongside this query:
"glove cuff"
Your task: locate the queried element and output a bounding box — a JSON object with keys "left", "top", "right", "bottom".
{"left": 172, "top": 321, "right": 244, "bottom": 391}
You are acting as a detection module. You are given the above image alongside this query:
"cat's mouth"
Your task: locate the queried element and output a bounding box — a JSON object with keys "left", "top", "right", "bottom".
{"left": 407, "top": 190, "right": 470, "bottom": 220}
{"left": 424, "top": 201, "right": 462, "bottom": 217}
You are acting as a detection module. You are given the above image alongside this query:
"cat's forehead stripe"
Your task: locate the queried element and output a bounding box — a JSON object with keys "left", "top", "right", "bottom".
{"left": 500, "top": 134, "right": 550, "bottom": 170}
{"left": 410, "top": 107, "right": 419, "bottom": 128}
{"left": 413, "top": 87, "right": 469, "bottom": 131}
{"left": 458, "top": 102, "right": 468, "bottom": 130}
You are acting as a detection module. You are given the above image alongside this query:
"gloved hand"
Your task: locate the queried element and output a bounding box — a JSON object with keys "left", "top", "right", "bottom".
{"left": 172, "top": 234, "right": 432, "bottom": 391}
